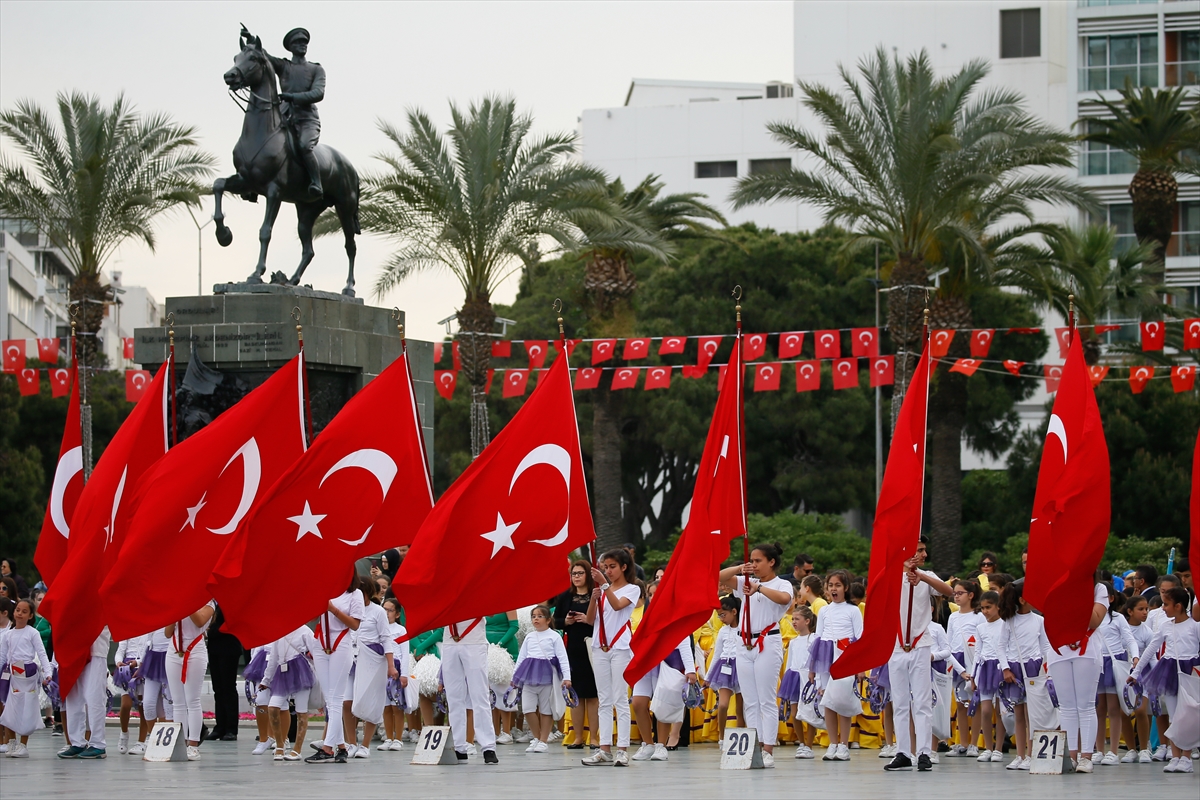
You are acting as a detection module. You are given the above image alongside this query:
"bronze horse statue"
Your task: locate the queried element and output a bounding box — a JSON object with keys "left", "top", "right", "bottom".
{"left": 213, "top": 32, "right": 360, "bottom": 296}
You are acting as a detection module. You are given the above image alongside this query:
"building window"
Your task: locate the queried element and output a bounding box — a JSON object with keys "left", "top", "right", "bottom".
{"left": 1001, "top": 9, "right": 1041, "bottom": 59}
{"left": 1092, "top": 203, "right": 1137, "bottom": 256}
{"left": 695, "top": 161, "right": 737, "bottom": 179}
{"left": 1173, "top": 201, "right": 1199, "bottom": 258}
{"left": 765, "top": 84, "right": 794, "bottom": 99}
{"left": 749, "top": 158, "right": 792, "bottom": 175}
{"left": 1084, "top": 34, "right": 1158, "bottom": 91}
{"left": 1080, "top": 120, "right": 1138, "bottom": 175}
{"left": 1166, "top": 30, "right": 1199, "bottom": 87}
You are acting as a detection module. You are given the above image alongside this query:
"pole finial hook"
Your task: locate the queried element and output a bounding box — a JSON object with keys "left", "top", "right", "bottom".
{"left": 553, "top": 298, "right": 565, "bottom": 339}
{"left": 732, "top": 285, "right": 742, "bottom": 302}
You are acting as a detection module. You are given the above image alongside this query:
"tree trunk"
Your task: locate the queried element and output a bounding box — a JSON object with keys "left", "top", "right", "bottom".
{"left": 69, "top": 271, "right": 108, "bottom": 368}
{"left": 886, "top": 252, "right": 927, "bottom": 432}
{"left": 456, "top": 294, "right": 496, "bottom": 458}
{"left": 926, "top": 295, "right": 973, "bottom": 573}
{"left": 1129, "top": 168, "right": 1177, "bottom": 273}
{"left": 592, "top": 382, "right": 625, "bottom": 553}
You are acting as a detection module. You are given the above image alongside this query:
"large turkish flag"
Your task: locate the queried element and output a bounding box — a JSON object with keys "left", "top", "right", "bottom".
{"left": 34, "top": 362, "right": 82, "bottom": 585}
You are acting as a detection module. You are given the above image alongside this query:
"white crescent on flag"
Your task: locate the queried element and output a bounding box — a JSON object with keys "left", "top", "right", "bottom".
{"left": 207, "top": 438, "right": 262, "bottom": 535}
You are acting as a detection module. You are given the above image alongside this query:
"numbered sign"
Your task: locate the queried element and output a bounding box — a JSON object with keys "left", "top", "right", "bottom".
{"left": 1030, "top": 730, "right": 1069, "bottom": 775}
{"left": 143, "top": 722, "right": 187, "bottom": 762}
{"left": 410, "top": 725, "right": 458, "bottom": 765}
{"left": 720, "top": 727, "right": 764, "bottom": 770}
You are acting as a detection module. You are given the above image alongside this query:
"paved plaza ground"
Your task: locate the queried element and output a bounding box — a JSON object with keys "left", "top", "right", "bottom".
{"left": 2, "top": 727, "right": 1198, "bottom": 799}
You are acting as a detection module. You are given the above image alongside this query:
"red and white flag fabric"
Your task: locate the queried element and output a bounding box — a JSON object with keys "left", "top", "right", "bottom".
{"left": 49, "top": 367, "right": 71, "bottom": 398}
{"left": 611, "top": 367, "right": 640, "bottom": 390}
{"left": 697, "top": 336, "right": 722, "bottom": 369}
{"left": 125, "top": 369, "right": 151, "bottom": 402}
{"left": 851, "top": 328, "right": 879, "bottom": 358}
{"left": 434, "top": 370, "right": 457, "bottom": 400}
{"left": 211, "top": 349, "right": 434, "bottom": 646}
{"left": 1025, "top": 334, "right": 1111, "bottom": 650}
{"left": 452, "top": 342, "right": 461, "bottom": 372}
{"left": 778, "top": 331, "right": 805, "bottom": 359}
{"left": 970, "top": 329, "right": 995, "bottom": 358}
{"left": 37, "top": 338, "right": 59, "bottom": 363}
{"left": 122, "top": 338, "right": 135, "bottom": 359}
{"left": 1054, "top": 328, "right": 1072, "bottom": 359}
{"left": 503, "top": 369, "right": 529, "bottom": 398}
{"left": 525, "top": 340, "right": 548, "bottom": 369}
{"left": 591, "top": 339, "right": 616, "bottom": 365}
{"left": 1185, "top": 319, "right": 1200, "bottom": 350}
{"left": 553, "top": 338, "right": 580, "bottom": 358}
{"left": 869, "top": 355, "right": 894, "bottom": 388}
{"left": 100, "top": 355, "right": 307, "bottom": 640}
{"left": 625, "top": 332, "right": 745, "bottom": 686}
{"left": 38, "top": 361, "right": 169, "bottom": 696}
{"left": 1129, "top": 365, "right": 1153, "bottom": 394}
{"left": 832, "top": 340, "right": 931, "bottom": 679}
{"left": 832, "top": 358, "right": 858, "bottom": 390}
{"left": 1003, "top": 360, "right": 1025, "bottom": 376}
{"left": 796, "top": 361, "right": 820, "bottom": 392}
{"left": 659, "top": 336, "right": 686, "bottom": 355}
{"left": 17, "top": 368, "right": 39, "bottom": 396}
{"left": 754, "top": 362, "right": 781, "bottom": 392}
{"left": 2, "top": 340, "right": 25, "bottom": 372}
{"left": 743, "top": 333, "right": 767, "bottom": 362}
{"left": 1088, "top": 366, "right": 1109, "bottom": 387}
{"left": 1173, "top": 365, "right": 1197, "bottom": 393}
{"left": 34, "top": 362, "right": 82, "bottom": 585}
{"left": 1140, "top": 321, "right": 1164, "bottom": 351}
{"left": 1044, "top": 364, "right": 1063, "bottom": 393}
{"left": 490, "top": 340, "right": 510, "bottom": 359}
{"left": 392, "top": 353, "right": 595, "bottom": 637}
{"left": 623, "top": 338, "right": 650, "bottom": 360}
{"left": 930, "top": 330, "right": 955, "bottom": 359}
{"left": 949, "top": 358, "right": 982, "bottom": 377}
{"left": 574, "top": 367, "right": 601, "bottom": 390}
{"left": 814, "top": 330, "right": 840, "bottom": 359}
{"left": 644, "top": 366, "right": 671, "bottom": 391}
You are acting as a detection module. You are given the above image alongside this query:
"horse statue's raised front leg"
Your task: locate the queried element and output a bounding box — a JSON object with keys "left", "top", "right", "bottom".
{"left": 212, "top": 176, "right": 235, "bottom": 248}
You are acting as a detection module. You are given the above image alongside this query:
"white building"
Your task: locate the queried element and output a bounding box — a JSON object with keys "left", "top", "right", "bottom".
{"left": 580, "top": 0, "right": 1199, "bottom": 469}
{"left": 99, "top": 270, "right": 164, "bottom": 369}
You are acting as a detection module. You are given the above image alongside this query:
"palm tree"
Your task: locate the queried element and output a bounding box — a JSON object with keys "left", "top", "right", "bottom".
{"left": 0, "top": 92, "right": 215, "bottom": 360}
{"left": 358, "top": 96, "right": 609, "bottom": 456}
{"left": 1079, "top": 85, "right": 1200, "bottom": 269}
{"left": 571, "top": 176, "right": 726, "bottom": 550}
{"left": 731, "top": 48, "right": 1091, "bottom": 431}
{"left": 731, "top": 48, "right": 1093, "bottom": 571}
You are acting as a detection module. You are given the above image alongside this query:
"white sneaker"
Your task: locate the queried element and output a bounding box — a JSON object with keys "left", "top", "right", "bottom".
{"left": 1006, "top": 756, "right": 1023, "bottom": 770}
{"left": 0, "top": 744, "right": 7, "bottom": 754}
{"left": 1153, "top": 744, "right": 1169, "bottom": 761}
{"left": 762, "top": 751, "right": 775, "bottom": 768}
{"left": 929, "top": 752, "right": 940, "bottom": 764}
{"left": 966, "top": 745, "right": 979, "bottom": 758}
{"left": 1120, "top": 749, "right": 1138, "bottom": 763}
{"left": 977, "top": 749, "right": 993, "bottom": 763}
{"left": 1101, "top": 750, "right": 1118, "bottom": 766}
{"left": 992, "top": 750, "right": 1003, "bottom": 762}
{"left": 822, "top": 746, "right": 838, "bottom": 761}
{"left": 377, "top": 739, "right": 392, "bottom": 751}
{"left": 548, "top": 730, "right": 564, "bottom": 742}
{"left": 581, "top": 749, "right": 614, "bottom": 765}
{"left": 879, "top": 743, "right": 895, "bottom": 758}
{"left": 512, "top": 730, "right": 532, "bottom": 744}
{"left": 1139, "top": 749, "right": 1152, "bottom": 763}
{"left": 613, "top": 749, "right": 629, "bottom": 766}
{"left": 118, "top": 733, "right": 130, "bottom": 754}
{"left": 128, "top": 742, "right": 146, "bottom": 756}
{"left": 525, "top": 739, "right": 541, "bottom": 754}
{"left": 252, "top": 737, "right": 275, "bottom": 756}
{"left": 8, "top": 743, "right": 28, "bottom": 758}
{"left": 1090, "top": 751, "right": 1102, "bottom": 764}
{"left": 1191, "top": 748, "right": 1199, "bottom": 760}
{"left": 945, "top": 744, "right": 964, "bottom": 757}
{"left": 534, "top": 740, "right": 549, "bottom": 753}
{"left": 1176, "top": 757, "right": 1194, "bottom": 773}
{"left": 651, "top": 743, "right": 668, "bottom": 761}
{"left": 186, "top": 746, "right": 201, "bottom": 761}
{"left": 388, "top": 738, "right": 403, "bottom": 751}
{"left": 353, "top": 746, "right": 369, "bottom": 759}
{"left": 795, "top": 744, "right": 814, "bottom": 759}
{"left": 496, "top": 731, "right": 513, "bottom": 745}
{"left": 631, "top": 742, "right": 655, "bottom": 761}
{"left": 835, "top": 743, "right": 850, "bottom": 761}
{"left": 1163, "top": 757, "right": 1180, "bottom": 773}
{"left": 1076, "top": 757, "right": 1093, "bottom": 773}
{"left": 465, "top": 743, "right": 477, "bottom": 756}
{"left": 1018, "top": 756, "right": 1031, "bottom": 770}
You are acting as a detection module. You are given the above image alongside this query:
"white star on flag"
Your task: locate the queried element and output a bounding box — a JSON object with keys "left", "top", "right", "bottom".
{"left": 181, "top": 493, "right": 207, "bottom": 531}
{"left": 288, "top": 501, "right": 327, "bottom": 541}
{"left": 481, "top": 512, "right": 521, "bottom": 558}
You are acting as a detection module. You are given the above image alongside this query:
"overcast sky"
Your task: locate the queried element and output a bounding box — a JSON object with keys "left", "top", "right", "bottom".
{"left": 0, "top": 0, "right": 792, "bottom": 341}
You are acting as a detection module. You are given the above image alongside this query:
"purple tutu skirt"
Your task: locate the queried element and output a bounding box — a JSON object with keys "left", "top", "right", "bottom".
{"left": 272, "top": 655, "right": 315, "bottom": 696}
{"left": 777, "top": 669, "right": 803, "bottom": 703}
{"left": 869, "top": 663, "right": 890, "bottom": 691}
{"left": 664, "top": 651, "right": 685, "bottom": 673}
{"left": 931, "top": 659, "right": 947, "bottom": 675}
{"left": 708, "top": 657, "right": 739, "bottom": 691}
{"left": 137, "top": 649, "right": 168, "bottom": 684}
{"left": 808, "top": 638, "right": 836, "bottom": 676}
{"left": 974, "top": 659, "right": 1003, "bottom": 697}
{"left": 1097, "top": 653, "right": 1129, "bottom": 691}
{"left": 1019, "top": 658, "right": 1043, "bottom": 681}
{"left": 951, "top": 652, "right": 968, "bottom": 688}
{"left": 512, "top": 657, "right": 561, "bottom": 687}
{"left": 243, "top": 649, "right": 268, "bottom": 686}
{"left": 1139, "top": 657, "right": 1200, "bottom": 700}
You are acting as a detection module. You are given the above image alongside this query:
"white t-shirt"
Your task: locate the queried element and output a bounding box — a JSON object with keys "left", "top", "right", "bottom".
{"left": 388, "top": 622, "right": 410, "bottom": 676}
{"left": 898, "top": 569, "right": 936, "bottom": 648}
{"left": 592, "top": 583, "right": 640, "bottom": 651}
{"left": 735, "top": 575, "right": 792, "bottom": 634}
{"left": 357, "top": 603, "right": 397, "bottom": 656}
{"left": 1047, "top": 583, "right": 1108, "bottom": 664}
{"left": 516, "top": 628, "right": 572, "bottom": 682}
{"left": 1132, "top": 617, "right": 1200, "bottom": 682}
{"left": 168, "top": 605, "right": 212, "bottom": 653}
{"left": 443, "top": 617, "right": 486, "bottom": 647}
{"left": 1005, "top": 613, "right": 1052, "bottom": 668}
{"left": 974, "top": 617, "right": 1010, "bottom": 670}
{"left": 319, "top": 591, "right": 365, "bottom": 645}
{"left": 1095, "top": 612, "right": 1139, "bottom": 660}
{"left": 946, "top": 610, "right": 982, "bottom": 655}
{"left": 786, "top": 633, "right": 815, "bottom": 673}
{"left": 814, "top": 601, "right": 863, "bottom": 643}
{"left": 1128, "top": 621, "right": 1154, "bottom": 654}
{"left": 116, "top": 634, "right": 149, "bottom": 664}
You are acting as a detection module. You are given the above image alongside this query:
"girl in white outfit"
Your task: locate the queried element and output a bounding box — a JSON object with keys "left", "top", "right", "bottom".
{"left": 1122, "top": 595, "right": 1154, "bottom": 761}
{"left": 512, "top": 605, "right": 571, "bottom": 753}
{"left": 114, "top": 634, "right": 149, "bottom": 755}
{"left": 165, "top": 601, "right": 215, "bottom": 761}
{"left": 246, "top": 645, "right": 274, "bottom": 755}
{"left": 0, "top": 600, "right": 51, "bottom": 757}
{"left": 1045, "top": 581, "right": 1108, "bottom": 772}
{"left": 998, "top": 580, "right": 1052, "bottom": 771}
{"left": 705, "top": 595, "right": 744, "bottom": 745}
{"left": 306, "top": 574, "right": 363, "bottom": 764}
{"left": 629, "top": 634, "right": 696, "bottom": 762}
{"left": 379, "top": 598, "right": 409, "bottom": 751}
{"left": 350, "top": 580, "right": 398, "bottom": 758}
{"left": 718, "top": 542, "right": 793, "bottom": 768}
{"left": 971, "top": 591, "right": 1010, "bottom": 764}
{"left": 928, "top": 620, "right": 967, "bottom": 760}
{"left": 1092, "top": 583, "right": 1139, "bottom": 766}
{"left": 261, "top": 625, "right": 315, "bottom": 761}
{"left": 581, "top": 549, "right": 640, "bottom": 767}
{"left": 808, "top": 569, "right": 863, "bottom": 762}
{"left": 946, "top": 579, "right": 983, "bottom": 757}
{"left": 780, "top": 605, "right": 816, "bottom": 759}
{"left": 61, "top": 625, "right": 112, "bottom": 758}
{"left": 137, "top": 628, "right": 173, "bottom": 735}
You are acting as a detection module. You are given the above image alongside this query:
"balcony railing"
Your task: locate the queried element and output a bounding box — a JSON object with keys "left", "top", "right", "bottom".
{"left": 1080, "top": 65, "right": 1158, "bottom": 91}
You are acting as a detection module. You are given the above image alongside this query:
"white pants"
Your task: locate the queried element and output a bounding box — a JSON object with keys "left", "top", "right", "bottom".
{"left": 1048, "top": 655, "right": 1100, "bottom": 754}
{"left": 269, "top": 688, "right": 310, "bottom": 714}
{"left": 734, "top": 636, "right": 784, "bottom": 746}
{"left": 442, "top": 643, "right": 496, "bottom": 752}
{"left": 311, "top": 643, "right": 353, "bottom": 749}
{"left": 64, "top": 656, "right": 108, "bottom": 748}
{"left": 890, "top": 646, "right": 933, "bottom": 757}
{"left": 165, "top": 646, "right": 208, "bottom": 743}
{"left": 520, "top": 683, "right": 557, "bottom": 716}
{"left": 142, "top": 678, "right": 172, "bottom": 721}
{"left": 593, "top": 646, "right": 632, "bottom": 748}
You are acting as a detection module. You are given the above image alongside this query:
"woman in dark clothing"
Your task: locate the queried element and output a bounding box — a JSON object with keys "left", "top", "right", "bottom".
{"left": 0, "top": 559, "right": 29, "bottom": 598}
{"left": 554, "top": 559, "right": 598, "bottom": 748}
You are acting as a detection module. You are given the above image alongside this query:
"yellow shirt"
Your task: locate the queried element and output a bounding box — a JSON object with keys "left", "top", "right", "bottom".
{"left": 808, "top": 597, "right": 828, "bottom": 617}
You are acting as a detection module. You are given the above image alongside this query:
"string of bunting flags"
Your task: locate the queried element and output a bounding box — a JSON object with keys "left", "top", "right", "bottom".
{"left": 2, "top": 336, "right": 147, "bottom": 402}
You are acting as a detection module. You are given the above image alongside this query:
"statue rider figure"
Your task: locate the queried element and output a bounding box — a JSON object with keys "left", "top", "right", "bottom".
{"left": 248, "top": 26, "right": 325, "bottom": 199}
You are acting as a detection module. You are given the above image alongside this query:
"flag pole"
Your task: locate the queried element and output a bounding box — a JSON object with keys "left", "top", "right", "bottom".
{"left": 903, "top": 302, "right": 932, "bottom": 650}
{"left": 392, "top": 307, "right": 406, "bottom": 355}
{"left": 1067, "top": 294, "right": 1075, "bottom": 347}
{"left": 167, "top": 312, "right": 178, "bottom": 448}
{"left": 293, "top": 307, "right": 314, "bottom": 445}
{"left": 733, "top": 285, "right": 753, "bottom": 648}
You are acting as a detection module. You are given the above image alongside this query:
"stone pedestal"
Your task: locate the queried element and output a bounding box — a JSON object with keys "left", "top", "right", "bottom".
{"left": 133, "top": 289, "right": 433, "bottom": 471}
